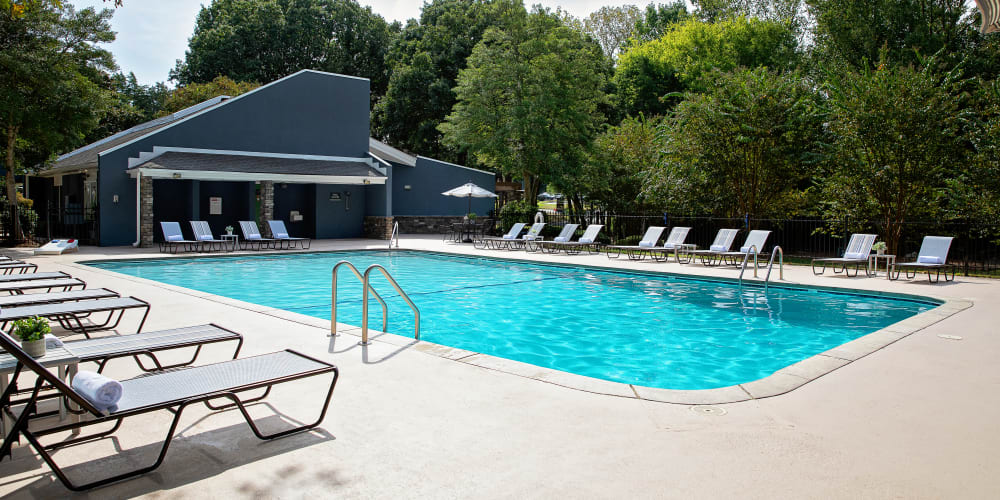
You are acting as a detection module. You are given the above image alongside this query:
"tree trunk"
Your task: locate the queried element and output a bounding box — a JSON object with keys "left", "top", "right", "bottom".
{"left": 5, "top": 126, "right": 19, "bottom": 242}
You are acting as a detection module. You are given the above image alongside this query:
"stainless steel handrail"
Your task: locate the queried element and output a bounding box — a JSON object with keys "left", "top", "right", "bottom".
{"left": 738, "top": 245, "right": 760, "bottom": 287}
{"left": 362, "top": 264, "right": 419, "bottom": 345}
{"left": 331, "top": 261, "right": 387, "bottom": 338}
{"left": 764, "top": 246, "right": 784, "bottom": 290}
{"left": 389, "top": 222, "right": 399, "bottom": 249}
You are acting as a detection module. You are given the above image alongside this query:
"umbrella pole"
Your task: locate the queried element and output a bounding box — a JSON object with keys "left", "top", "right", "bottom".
{"left": 464, "top": 194, "right": 474, "bottom": 243}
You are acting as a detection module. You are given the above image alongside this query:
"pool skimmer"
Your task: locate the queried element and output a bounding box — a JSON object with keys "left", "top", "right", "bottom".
{"left": 691, "top": 405, "right": 727, "bottom": 416}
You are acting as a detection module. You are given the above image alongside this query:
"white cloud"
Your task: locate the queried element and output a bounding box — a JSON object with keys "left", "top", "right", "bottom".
{"left": 73, "top": 0, "right": 648, "bottom": 85}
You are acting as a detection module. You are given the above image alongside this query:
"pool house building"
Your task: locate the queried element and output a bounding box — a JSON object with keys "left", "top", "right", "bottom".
{"left": 32, "top": 70, "right": 495, "bottom": 246}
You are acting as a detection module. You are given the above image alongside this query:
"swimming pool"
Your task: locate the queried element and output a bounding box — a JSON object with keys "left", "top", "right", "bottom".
{"left": 87, "top": 251, "right": 937, "bottom": 390}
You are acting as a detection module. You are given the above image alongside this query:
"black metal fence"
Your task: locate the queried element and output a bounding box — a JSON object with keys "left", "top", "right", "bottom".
{"left": 36, "top": 204, "right": 100, "bottom": 246}
{"left": 494, "top": 210, "right": 1000, "bottom": 277}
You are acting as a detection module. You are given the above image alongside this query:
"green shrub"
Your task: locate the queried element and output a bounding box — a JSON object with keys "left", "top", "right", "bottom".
{"left": 11, "top": 316, "right": 51, "bottom": 342}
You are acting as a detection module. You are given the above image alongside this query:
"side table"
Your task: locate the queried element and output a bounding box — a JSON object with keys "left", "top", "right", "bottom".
{"left": 0, "top": 345, "right": 80, "bottom": 437}
{"left": 869, "top": 253, "right": 896, "bottom": 280}
{"left": 221, "top": 233, "right": 239, "bottom": 251}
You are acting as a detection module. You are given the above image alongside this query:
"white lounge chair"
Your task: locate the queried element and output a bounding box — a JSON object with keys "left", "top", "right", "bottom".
{"left": 475, "top": 222, "right": 526, "bottom": 249}
{"left": 893, "top": 236, "right": 955, "bottom": 283}
{"left": 268, "top": 220, "right": 312, "bottom": 249}
{"left": 159, "top": 222, "right": 196, "bottom": 254}
{"left": 541, "top": 224, "right": 604, "bottom": 254}
{"left": 239, "top": 221, "right": 278, "bottom": 250}
{"left": 812, "top": 233, "right": 877, "bottom": 277}
{"left": 649, "top": 227, "right": 693, "bottom": 263}
{"left": 717, "top": 230, "right": 771, "bottom": 266}
{"left": 605, "top": 226, "right": 666, "bottom": 260}
{"left": 689, "top": 229, "right": 741, "bottom": 266}
{"left": 511, "top": 222, "right": 546, "bottom": 250}
{"left": 530, "top": 224, "right": 577, "bottom": 253}
{"left": 189, "top": 221, "right": 226, "bottom": 252}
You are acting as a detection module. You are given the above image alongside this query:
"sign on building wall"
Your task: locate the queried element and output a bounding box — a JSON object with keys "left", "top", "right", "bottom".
{"left": 209, "top": 197, "right": 222, "bottom": 215}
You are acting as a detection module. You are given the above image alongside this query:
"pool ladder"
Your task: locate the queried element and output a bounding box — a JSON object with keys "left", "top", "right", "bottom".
{"left": 331, "top": 261, "right": 419, "bottom": 345}
{"left": 739, "top": 246, "right": 783, "bottom": 290}
{"left": 389, "top": 222, "right": 399, "bottom": 249}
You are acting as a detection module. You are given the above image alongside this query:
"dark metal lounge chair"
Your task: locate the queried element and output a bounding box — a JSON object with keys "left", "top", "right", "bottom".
{"left": 0, "top": 271, "right": 73, "bottom": 284}
{"left": 268, "top": 220, "right": 312, "bottom": 249}
{"left": 811, "top": 233, "right": 877, "bottom": 277}
{"left": 159, "top": 222, "right": 197, "bottom": 254}
{"left": 0, "top": 288, "right": 118, "bottom": 308}
{"left": 0, "top": 278, "right": 86, "bottom": 295}
{"left": 0, "top": 332, "right": 338, "bottom": 492}
{"left": 605, "top": 226, "right": 666, "bottom": 260}
{"left": 189, "top": 221, "right": 227, "bottom": 252}
{"left": 892, "top": 236, "right": 956, "bottom": 283}
{"left": 0, "top": 297, "right": 151, "bottom": 338}
{"left": 0, "top": 262, "right": 38, "bottom": 275}
{"left": 239, "top": 221, "right": 278, "bottom": 250}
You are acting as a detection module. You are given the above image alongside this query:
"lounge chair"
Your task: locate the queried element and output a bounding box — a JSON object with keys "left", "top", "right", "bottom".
{"left": 526, "top": 224, "right": 577, "bottom": 252}
{"left": 0, "top": 296, "right": 151, "bottom": 338}
{"left": 0, "top": 288, "right": 118, "bottom": 308}
{"left": 541, "top": 224, "right": 604, "bottom": 255}
{"left": 268, "top": 220, "right": 312, "bottom": 250}
{"left": 239, "top": 221, "right": 278, "bottom": 250}
{"left": 0, "top": 277, "right": 86, "bottom": 295}
{"left": 475, "top": 222, "right": 526, "bottom": 250}
{"left": 717, "top": 230, "right": 771, "bottom": 266}
{"left": 189, "top": 221, "right": 227, "bottom": 252}
{"left": 0, "top": 261, "right": 38, "bottom": 275}
{"left": 689, "top": 229, "right": 741, "bottom": 266}
{"left": 158, "top": 222, "right": 196, "bottom": 254}
{"left": 648, "top": 227, "right": 693, "bottom": 263}
{"left": 510, "top": 222, "right": 546, "bottom": 250}
{"left": 0, "top": 271, "right": 74, "bottom": 284}
{"left": 0, "top": 332, "right": 338, "bottom": 492}
{"left": 605, "top": 226, "right": 666, "bottom": 260}
{"left": 811, "top": 234, "right": 877, "bottom": 277}
{"left": 893, "top": 236, "right": 956, "bottom": 283}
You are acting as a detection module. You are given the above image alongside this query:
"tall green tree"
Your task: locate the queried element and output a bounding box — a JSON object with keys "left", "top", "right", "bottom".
{"left": 818, "top": 54, "right": 970, "bottom": 253}
{"left": 645, "top": 67, "right": 823, "bottom": 217}
{"left": 564, "top": 4, "right": 643, "bottom": 59}
{"left": 0, "top": 1, "right": 114, "bottom": 231}
{"left": 632, "top": 2, "right": 689, "bottom": 43}
{"left": 171, "top": 0, "right": 399, "bottom": 104}
{"left": 582, "top": 115, "right": 661, "bottom": 214}
{"left": 373, "top": 0, "right": 521, "bottom": 162}
{"left": 440, "top": 7, "right": 609, "bottom": 200}
{"left": 86, "top": 72, "right": 170, "bottom": 143}
{"left": 157, "top": 76, "right": 260, "bottom": 117}
{"left": 614, "top": 17, "right": 800, "bottom": 118}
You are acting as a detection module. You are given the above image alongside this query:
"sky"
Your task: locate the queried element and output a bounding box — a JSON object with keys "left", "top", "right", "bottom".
{"left": 73, "top": 0, "right": 645, "bottom": 86}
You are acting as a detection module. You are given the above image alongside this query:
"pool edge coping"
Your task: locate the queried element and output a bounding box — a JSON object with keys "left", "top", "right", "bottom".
{"left": 67, "top": 251, "right": 973, "bottom": 405}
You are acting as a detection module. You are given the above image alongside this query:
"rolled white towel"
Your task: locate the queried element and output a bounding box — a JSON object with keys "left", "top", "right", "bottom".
{"left": 72, "top": 370, "right": 123, "bottom": 412}
{"left": 44, "top": 334, "right": 63, "bottom": 349}
{"left": 554, "top": 236, "right": 569, "bottom": 242}
{"left": 638, "top": 241, "right": 654, "bottom": 248}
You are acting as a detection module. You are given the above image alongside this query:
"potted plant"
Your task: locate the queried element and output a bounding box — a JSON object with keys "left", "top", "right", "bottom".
{"left": 467, "top": 212, "right": 477, "bottom": 221}
{"left": 225, "top": 225, "right": 234, "bottom": 236}
{"left": 11, "top": 316, "right": 51, "bottom": 358}
{"left": 872, "top": 241, "right": 887, "bottom": 256}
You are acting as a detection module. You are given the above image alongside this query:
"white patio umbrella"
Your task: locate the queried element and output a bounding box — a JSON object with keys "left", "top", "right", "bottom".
{"left": 441, "top": 182, "right": 498, "bottom": 215}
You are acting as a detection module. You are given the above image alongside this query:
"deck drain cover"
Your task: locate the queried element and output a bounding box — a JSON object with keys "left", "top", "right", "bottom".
{"left": 938, "top": 334, "right": 963, "bottom": 341}
{"left": 691, "top": 405, "right": 727, "bottom": 416}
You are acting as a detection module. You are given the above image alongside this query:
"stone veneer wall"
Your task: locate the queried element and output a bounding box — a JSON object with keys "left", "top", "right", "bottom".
{"left": 393, "top": 215, "right": 469, "bottom": 234}
{"left": 363, "top": 216, "right": 394, "bottom": 240}
{"left": 259, "top": 180, "right": 274, "bottom": 237}
{"left": 140, "top": 176, "right": 154, "bottom": 247}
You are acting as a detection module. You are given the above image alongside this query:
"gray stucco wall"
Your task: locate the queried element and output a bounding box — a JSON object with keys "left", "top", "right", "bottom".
{"left": 391, "top": 157, "right": 495, "bottom": 216}
{"left": 314, "top": 184, "right": 366, "bottom": 238}
{"left": 97, "top": 70, "right": 370, "bottom": 246}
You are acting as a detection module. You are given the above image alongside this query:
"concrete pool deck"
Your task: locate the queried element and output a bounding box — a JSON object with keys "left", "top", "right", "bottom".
{"left": 1, "top": 236, "right": 997, "bottom": 498}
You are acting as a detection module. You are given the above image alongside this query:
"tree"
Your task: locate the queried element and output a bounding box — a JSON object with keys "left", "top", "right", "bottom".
{"left": 157, "top": 76, "right": 260, "bottom": 117}
{"left": 171, "top": 0, "right": 399, "bottom": 104}
{"left": 86, "top": 72, "right": 170, "bottom": 142}
{"left": 614, "top": 17, "right": 799, "bottom": 117}
{"left": 0, "top": 1, "right": 114, "bottom": 236}
{"left": 582, "top": 115, "right": 661, "bottom": 214}
{"left": 645, "top": 67, "right": 823, "bottom": 218}
{"left": 373, "top": 0, "right": 521, "bottom": 163}
{"left": 567, "top": 5, "right": 643, "bottom": 59}
{"left": 632, "top": 2, "right": 689, "bottom": 43}
{"left": 818, "top": 54, "right": 970, "bottom": 253}
{"left": 440, "top": 7, "right": 609, "bottom": 201}
{"left": 806, "top": 0, "right": 993, "bottom": 74}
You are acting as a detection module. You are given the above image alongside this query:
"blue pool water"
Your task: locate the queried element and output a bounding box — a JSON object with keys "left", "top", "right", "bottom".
{"left": 87, "top": 251, "right": 936, "bottom": 390}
